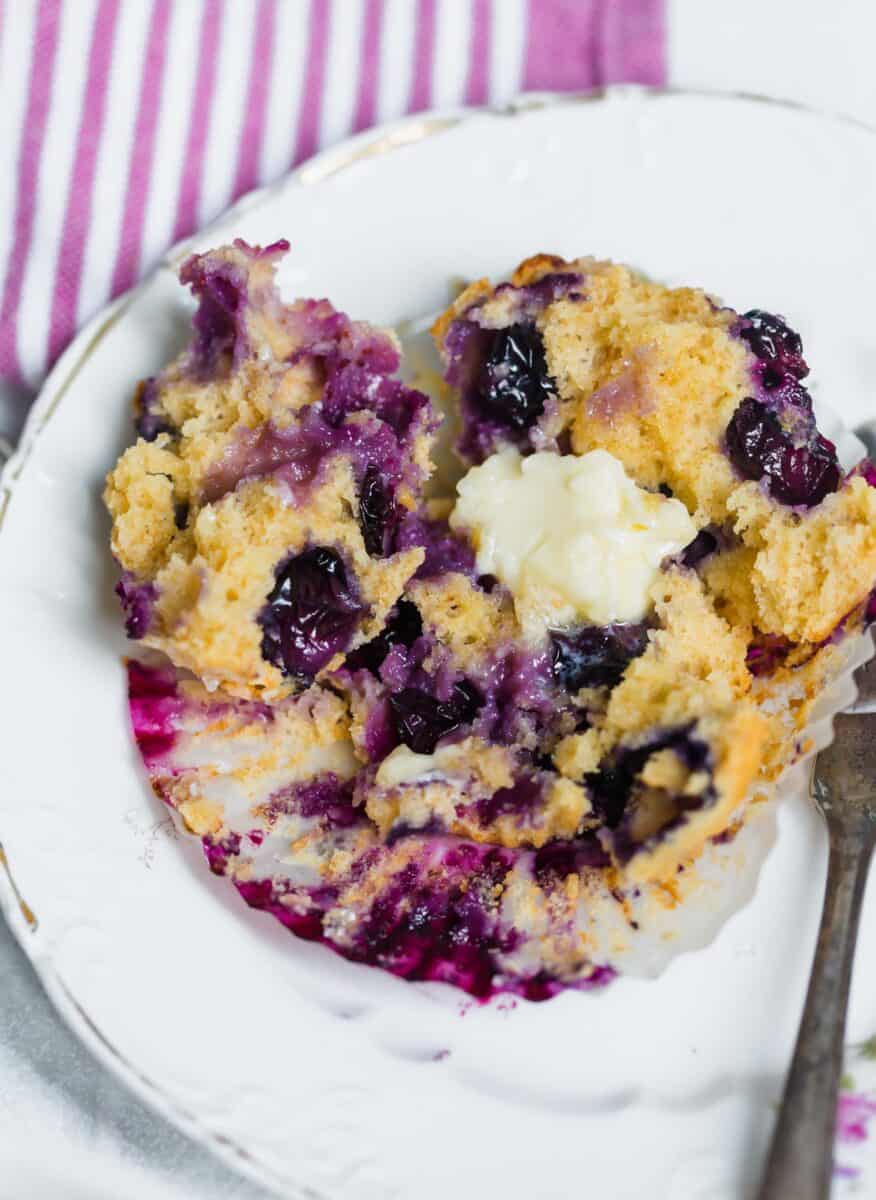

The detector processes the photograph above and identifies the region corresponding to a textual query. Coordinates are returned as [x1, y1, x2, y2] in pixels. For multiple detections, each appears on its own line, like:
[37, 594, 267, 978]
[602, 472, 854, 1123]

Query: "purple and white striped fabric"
[0, 0, 665, 433]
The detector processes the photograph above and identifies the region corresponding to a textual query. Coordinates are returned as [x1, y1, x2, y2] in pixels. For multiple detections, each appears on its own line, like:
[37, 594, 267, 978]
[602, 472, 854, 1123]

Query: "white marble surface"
[4, 2, 876, 1197]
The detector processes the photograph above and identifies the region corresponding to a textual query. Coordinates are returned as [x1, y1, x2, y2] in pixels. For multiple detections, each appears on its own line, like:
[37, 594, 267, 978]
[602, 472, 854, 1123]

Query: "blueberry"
[115, 574, 156, 639]
[293, 776, 360, 829]
[134, 378, 175, 442]
[725, 397, 840, 507]
[344, 599, 423, 675]
[358, 465, 399, 558]
[764, 375, 814, 413]
[680, 529, 718, 569]
[551, 624, 649, 692]
[394, 510, 477, 579]
[587, 726, 713, 830]
[475, 323, 555, 431]
[389, 680, 482, 755]
[587, 762, 631, 829]
[259, 547, 365, 680]
[738, 309, 807, 379]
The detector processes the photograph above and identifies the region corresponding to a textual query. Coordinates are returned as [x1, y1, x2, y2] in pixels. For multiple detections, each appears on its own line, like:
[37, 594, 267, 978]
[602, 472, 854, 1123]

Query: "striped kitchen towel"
[0, 0, 665, 434]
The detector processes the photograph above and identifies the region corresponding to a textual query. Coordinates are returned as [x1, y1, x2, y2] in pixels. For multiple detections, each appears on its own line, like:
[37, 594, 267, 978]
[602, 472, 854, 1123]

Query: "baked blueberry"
[389, 680, 482, 754]
[260, 547, 365, 680]
[725, 397, 840, 507]
[551, 624, 649, 692]
[475, 323, 555, 432]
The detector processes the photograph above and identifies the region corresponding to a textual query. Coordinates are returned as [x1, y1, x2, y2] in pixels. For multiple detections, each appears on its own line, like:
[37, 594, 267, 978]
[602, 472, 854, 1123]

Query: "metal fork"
[758, 418, 876, 1199]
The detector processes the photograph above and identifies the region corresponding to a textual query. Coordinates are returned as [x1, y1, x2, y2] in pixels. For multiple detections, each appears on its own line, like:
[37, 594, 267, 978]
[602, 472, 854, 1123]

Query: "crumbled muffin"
[106, 241, 436, 698]
[111, 244, 876, 1000]
[432, 253, 876, 882]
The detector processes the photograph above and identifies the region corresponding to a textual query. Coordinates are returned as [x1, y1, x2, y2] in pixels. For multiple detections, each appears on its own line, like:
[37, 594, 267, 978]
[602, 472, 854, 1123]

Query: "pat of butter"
[450, 448, 695, 635]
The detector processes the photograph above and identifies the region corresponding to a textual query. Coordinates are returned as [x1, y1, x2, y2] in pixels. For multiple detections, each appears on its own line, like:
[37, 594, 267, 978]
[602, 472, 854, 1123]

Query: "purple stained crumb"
[180, 255, 247, 376]
[321, 355, 432, 434]
[344, 841, 515, 997]
[383, 815, 447, 846]
[134, 377, 175, 442]
[180, 238, 289, 378]
[394, 509, 477, 580]
[476, 772, 544, 827]
[285, 296, 401, 377]
[115, 572, 157, 639]
[225, 838, 518, 996]
[259, 546, 366, 680]
[220, 826, 617, 1001]
[171, 239, 437, 541]
[201, 406, 413, 508]
[746, 634, 794, 677]
[472, 643, 556, 747]
[586, 352, 653, 424]
[234, 876, 327, 942]
[492, 270, 586, 316]
[265, 774, 363, 830]
[203, 832, 242, 874]
[346, 618, 560, 763]
[126, 658, 184, 767]
[192, 337, 434, 556]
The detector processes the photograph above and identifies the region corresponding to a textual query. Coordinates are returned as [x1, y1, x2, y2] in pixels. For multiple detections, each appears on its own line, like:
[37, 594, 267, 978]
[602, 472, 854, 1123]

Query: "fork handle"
[758, 823, 876, 1200]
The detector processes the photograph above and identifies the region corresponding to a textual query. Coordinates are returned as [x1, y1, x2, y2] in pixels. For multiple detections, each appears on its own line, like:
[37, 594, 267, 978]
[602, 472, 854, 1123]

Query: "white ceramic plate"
[4, 90, 876, 1199]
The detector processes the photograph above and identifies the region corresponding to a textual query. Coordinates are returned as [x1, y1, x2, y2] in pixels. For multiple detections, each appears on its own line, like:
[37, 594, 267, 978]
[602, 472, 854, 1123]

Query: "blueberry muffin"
[106, 241, 436, 699]
[433, 255, 876, 876]
[110, 244, 876, 999]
